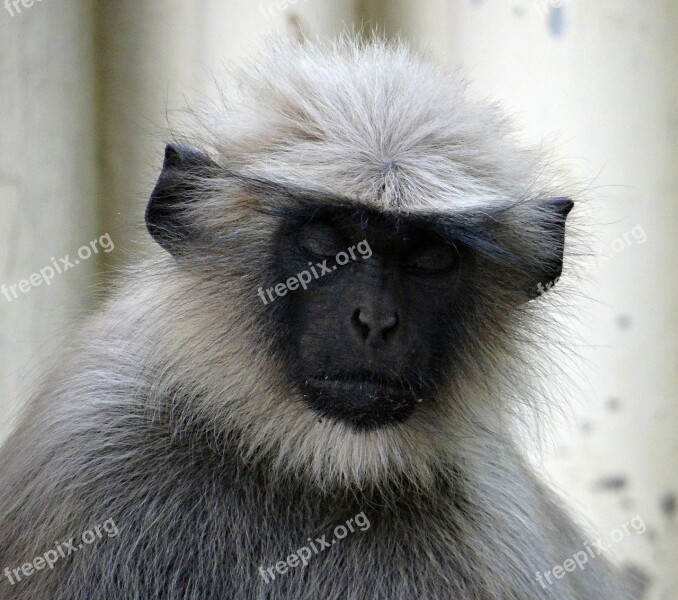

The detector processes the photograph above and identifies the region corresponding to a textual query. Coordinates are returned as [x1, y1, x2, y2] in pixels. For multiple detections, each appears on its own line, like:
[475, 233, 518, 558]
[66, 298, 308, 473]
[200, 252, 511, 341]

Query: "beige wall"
[0, 2, 99, 439]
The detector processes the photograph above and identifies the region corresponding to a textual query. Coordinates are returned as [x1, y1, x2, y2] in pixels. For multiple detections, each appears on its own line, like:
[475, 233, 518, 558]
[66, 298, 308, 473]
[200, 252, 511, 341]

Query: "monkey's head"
[142, 38, 573, 491]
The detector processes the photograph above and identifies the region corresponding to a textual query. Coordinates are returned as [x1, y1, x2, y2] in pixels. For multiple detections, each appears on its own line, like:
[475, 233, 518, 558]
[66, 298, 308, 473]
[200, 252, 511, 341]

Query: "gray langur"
[0, 37, 634, 599]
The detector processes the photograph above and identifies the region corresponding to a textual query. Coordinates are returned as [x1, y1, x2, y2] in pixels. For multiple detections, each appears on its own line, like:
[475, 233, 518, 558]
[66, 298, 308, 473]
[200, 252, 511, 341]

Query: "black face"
[270, 207, 474, 430]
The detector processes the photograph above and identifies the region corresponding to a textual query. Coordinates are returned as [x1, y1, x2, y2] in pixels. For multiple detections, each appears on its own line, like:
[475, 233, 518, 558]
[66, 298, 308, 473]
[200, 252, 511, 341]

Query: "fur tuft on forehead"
[196, 36, 550, 212]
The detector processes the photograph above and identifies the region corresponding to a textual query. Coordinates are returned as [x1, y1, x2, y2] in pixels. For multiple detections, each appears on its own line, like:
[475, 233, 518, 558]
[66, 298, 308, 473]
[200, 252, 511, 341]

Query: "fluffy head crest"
[200, 37, 548, 212]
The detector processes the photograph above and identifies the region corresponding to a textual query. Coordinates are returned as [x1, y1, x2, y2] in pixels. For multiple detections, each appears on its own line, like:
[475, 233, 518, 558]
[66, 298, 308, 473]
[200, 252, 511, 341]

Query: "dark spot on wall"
[605, 397, 622, 412]
[661, 492, 677, 517]
[593, 475, 627, 492]
[616, 314, 632, 329]
[579, 420, 594, 434]
[548, 5, 566, 38]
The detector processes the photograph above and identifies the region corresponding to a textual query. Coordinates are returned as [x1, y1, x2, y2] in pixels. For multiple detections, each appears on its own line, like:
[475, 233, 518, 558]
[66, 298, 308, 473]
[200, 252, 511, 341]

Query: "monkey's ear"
[146, 143, 218, 255]
[526, 196, 573, 299]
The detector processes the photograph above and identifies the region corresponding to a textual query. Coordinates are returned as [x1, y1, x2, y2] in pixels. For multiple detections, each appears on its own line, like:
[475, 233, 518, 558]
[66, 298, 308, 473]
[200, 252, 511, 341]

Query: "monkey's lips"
[301, 373, 418, 430]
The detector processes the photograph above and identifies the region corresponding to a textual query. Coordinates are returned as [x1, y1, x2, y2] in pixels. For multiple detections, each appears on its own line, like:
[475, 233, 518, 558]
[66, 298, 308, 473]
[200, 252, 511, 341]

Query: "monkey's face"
[142, 40, 575, 488]
[273, 207, 473, 430]
[145, 142, 572, 488]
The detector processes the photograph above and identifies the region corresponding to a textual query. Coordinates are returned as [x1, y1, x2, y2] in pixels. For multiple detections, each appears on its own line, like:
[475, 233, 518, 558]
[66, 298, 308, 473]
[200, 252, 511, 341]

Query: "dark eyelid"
[405, 242, 460, 272]
[296, 221, 346, 259]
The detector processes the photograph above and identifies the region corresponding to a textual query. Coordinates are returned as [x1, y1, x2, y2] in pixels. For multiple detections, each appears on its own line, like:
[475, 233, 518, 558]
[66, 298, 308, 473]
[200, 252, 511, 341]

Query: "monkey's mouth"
[301, 372, 419, 430]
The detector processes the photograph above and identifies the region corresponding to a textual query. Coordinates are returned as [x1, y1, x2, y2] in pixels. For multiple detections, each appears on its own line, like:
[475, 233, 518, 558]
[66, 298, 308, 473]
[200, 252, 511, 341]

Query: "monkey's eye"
[296, 222, 346, 259]
[404, 241, 460, 274]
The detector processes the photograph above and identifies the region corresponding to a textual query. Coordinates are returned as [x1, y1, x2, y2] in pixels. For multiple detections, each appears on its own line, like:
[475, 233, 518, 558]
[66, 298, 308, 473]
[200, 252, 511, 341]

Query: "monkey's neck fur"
[0, 257, 626, 600]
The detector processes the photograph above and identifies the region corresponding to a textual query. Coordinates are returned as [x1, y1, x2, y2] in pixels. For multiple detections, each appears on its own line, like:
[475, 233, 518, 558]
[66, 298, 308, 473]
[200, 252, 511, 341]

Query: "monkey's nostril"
[381, 313, 398, 341]
[352, 308, 371, 340]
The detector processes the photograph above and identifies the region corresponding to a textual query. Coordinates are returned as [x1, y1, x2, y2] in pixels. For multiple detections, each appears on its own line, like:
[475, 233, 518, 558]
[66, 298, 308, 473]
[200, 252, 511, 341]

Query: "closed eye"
[296, 221, 346, 259]
[404, 241, 461, 274]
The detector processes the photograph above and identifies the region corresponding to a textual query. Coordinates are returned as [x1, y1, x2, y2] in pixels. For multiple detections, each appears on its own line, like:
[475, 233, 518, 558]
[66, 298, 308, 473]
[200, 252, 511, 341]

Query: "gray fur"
[0, 37, 630, 599]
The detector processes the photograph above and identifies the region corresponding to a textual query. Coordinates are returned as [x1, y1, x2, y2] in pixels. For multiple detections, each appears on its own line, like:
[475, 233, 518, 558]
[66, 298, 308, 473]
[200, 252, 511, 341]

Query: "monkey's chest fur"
[20, 427, 593, 600]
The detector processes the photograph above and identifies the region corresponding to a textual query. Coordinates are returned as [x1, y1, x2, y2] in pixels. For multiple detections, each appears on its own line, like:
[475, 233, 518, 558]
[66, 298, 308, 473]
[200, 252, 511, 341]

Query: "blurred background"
[1, 1, 676, 597]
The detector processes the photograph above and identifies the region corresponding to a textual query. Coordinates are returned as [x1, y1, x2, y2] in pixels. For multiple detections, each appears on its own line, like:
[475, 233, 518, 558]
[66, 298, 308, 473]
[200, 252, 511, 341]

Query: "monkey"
[0, 37, 634, 599]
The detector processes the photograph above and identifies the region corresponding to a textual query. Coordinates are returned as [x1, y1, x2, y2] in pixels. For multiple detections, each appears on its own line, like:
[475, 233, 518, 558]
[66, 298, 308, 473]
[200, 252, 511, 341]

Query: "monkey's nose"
[351, 307, 399, 344]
